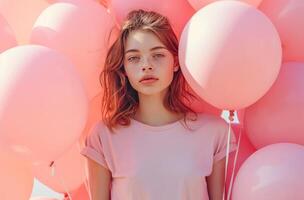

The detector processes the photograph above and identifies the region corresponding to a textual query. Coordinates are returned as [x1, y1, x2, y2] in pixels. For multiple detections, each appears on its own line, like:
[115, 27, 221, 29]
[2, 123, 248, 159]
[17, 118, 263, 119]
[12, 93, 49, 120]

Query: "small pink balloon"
[33, 143, 87, 193]
[108, 0, 195, 38]
[188, 0, 263, 10]
[0, 0, 49, 44]
[31, 0, 117, 100]
[0, 45, 88, 165]
[179, 1, 282, 110]
[232, 143, 304, 200]
[259, 0, 304, 62]
[0, 13, 17, 52]
[244, 62, 304, 149]
[0, 150, 34, 200]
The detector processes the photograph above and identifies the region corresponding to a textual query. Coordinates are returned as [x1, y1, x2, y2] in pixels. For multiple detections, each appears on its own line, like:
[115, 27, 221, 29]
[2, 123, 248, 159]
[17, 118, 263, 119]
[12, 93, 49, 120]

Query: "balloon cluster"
[0, 0, 303, 200]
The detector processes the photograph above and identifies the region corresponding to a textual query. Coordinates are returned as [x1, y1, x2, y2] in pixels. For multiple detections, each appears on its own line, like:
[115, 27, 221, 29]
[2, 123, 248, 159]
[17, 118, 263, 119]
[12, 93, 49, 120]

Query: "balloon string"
[222, 111, 232, 200]
[227, 124, 242, 200]
[49, 161, 73, 200]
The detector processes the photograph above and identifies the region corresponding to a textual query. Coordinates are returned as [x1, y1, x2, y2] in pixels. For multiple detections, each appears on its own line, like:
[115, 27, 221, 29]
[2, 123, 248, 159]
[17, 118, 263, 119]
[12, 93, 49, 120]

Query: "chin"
[137, 86, 169, 96]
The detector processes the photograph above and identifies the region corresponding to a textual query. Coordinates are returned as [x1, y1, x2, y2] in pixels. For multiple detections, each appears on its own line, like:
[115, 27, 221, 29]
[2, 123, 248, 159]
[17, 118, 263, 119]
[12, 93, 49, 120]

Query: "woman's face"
[123, 30, 178, 96]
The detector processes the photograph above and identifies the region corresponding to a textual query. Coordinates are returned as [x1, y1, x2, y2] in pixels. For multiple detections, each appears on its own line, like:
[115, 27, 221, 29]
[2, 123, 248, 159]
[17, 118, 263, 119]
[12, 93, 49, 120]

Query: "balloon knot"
[228, 110, 235, 122]
[49, 160, 55, 167]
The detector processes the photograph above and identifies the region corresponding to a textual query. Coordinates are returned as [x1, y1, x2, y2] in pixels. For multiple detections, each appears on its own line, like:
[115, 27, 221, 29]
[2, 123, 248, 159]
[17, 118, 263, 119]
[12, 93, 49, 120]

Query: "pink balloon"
[66, 183, 90, 200]
[236, 109, 245, 125]
[0, 150, 34, 200]
[47, 0, 108, 7]
[244, 62, 304, 149]
[0, 0, 49, 44]
[225, 124, 256, 194]
[179, 1, 282, 110]
[79, 92, 103, 149]
[31, 1, 117, 100]
[259, 0, 304, 62]
[33, 143, 87, 193]
[0, 14, 17, 52]
[0, 45, 88, 165]
[232, 143, 304, 200]
[30, 197, 59, 200]
[188, 0, 263, 10]
[184, 87, 222, 116]
[108, 0, 195, 38]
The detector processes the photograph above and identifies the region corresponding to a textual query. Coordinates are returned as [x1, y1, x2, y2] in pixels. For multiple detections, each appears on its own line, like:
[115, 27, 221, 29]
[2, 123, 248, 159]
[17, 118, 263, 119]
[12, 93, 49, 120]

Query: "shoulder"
[86, 120, 109, 139]
[90, 120, 129, 137]
[91, 120, 105, 134]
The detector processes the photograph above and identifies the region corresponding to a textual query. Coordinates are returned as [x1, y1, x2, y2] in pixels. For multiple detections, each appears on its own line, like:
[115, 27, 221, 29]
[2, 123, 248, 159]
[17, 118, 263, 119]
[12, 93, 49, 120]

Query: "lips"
[139, 75, 159, 82]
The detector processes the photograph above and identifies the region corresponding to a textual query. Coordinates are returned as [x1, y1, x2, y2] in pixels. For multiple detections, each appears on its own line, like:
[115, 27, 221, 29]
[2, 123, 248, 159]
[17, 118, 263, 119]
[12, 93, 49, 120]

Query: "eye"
[127, 56, 140, 62]
[153, 53, 165, 59]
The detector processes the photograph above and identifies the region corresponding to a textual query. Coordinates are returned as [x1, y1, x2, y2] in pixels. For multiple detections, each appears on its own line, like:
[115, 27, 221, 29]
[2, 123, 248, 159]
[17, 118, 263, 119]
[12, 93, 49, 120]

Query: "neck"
[134, 89, 183, 126]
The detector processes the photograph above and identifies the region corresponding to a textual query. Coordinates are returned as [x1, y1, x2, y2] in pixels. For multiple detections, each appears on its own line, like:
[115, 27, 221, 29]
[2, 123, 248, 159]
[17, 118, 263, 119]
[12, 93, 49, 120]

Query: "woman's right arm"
[86, 157, 112, 200]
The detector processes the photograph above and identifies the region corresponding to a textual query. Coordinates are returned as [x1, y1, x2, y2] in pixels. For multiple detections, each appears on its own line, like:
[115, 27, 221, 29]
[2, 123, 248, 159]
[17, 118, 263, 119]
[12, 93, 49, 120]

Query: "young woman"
[80, 9, 237, 200]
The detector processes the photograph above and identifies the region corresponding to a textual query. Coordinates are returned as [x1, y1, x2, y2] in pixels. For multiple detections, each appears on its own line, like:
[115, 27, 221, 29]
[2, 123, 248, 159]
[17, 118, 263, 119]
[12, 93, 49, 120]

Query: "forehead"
[125, 30, 165, 51]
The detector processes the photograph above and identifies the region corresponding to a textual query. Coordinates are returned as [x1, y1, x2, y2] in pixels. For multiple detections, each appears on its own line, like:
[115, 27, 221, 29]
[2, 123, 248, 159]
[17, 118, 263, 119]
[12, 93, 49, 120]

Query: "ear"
[173, 66, 179, 72]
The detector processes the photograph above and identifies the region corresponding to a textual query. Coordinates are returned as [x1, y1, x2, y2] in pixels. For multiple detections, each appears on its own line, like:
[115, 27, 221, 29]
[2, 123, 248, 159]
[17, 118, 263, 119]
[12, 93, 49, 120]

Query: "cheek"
[124, 64, 135, 78]
[163, 59, 175, 76]
[125, 67, 139, 86]
[159, 66, 175, 86]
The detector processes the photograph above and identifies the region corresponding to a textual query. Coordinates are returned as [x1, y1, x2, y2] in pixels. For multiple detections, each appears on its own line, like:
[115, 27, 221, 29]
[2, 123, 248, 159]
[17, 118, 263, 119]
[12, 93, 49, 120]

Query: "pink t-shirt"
[80, 113, 237, 200]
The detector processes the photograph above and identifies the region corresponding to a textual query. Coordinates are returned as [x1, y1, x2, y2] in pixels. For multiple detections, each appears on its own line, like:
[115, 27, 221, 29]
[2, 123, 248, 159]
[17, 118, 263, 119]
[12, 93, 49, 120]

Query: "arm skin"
[85, 157, 112, 200]
[206, 158, 226, 200]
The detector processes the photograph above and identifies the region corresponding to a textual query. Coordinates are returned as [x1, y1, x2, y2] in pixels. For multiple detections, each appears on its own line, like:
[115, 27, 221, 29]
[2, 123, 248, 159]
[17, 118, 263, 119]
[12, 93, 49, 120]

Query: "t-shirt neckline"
[130, 117, 183, 132]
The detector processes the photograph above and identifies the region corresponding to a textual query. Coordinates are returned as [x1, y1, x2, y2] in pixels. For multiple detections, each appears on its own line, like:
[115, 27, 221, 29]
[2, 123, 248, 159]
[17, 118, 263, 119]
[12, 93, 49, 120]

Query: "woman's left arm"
[206, 158, 226, 200]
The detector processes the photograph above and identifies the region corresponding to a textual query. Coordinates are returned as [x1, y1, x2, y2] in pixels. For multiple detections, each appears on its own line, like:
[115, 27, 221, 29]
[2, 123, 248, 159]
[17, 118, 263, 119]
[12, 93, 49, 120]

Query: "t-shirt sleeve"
[80, 122, 109, 169]
[213, 119, 238, 163]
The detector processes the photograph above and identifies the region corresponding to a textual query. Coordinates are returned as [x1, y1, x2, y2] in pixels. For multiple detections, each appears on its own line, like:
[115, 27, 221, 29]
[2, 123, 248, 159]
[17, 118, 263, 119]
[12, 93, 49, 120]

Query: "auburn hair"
[100, 9, 197, 133]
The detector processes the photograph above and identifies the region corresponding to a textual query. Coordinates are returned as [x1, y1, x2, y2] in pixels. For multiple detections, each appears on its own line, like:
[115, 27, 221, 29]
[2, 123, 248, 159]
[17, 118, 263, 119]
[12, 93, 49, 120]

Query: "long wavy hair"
[100, 9, 197, 133]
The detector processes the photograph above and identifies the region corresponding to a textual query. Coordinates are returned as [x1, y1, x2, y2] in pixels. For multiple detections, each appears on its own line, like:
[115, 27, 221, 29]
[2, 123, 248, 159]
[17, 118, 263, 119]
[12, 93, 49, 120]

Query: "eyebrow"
[125, 46, 167, 54]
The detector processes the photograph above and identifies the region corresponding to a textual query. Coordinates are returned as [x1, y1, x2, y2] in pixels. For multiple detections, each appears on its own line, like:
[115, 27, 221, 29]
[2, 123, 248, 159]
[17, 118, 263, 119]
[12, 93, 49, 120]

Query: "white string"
[227, 125, 242, 200]
[222, 121, 232, 200]
[50, 161, 73, 200]
[222, 110, 243, 200]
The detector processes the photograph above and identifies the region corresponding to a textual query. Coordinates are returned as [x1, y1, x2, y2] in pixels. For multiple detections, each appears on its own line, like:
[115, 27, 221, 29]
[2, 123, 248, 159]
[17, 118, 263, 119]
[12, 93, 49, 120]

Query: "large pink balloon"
[179, 1, 282, 110]
[0, 150, 34, 200]
[259, 0, 304, 62]
[232, 143, 304, 200]
[188, 0, 263, 10]
[0, 45, 88, 165]
[79, 92, 103, 149]
[0, 14, 17, 52]
[0, 0, 49, 44]
[108, 0, 195, 38]
[30, 197, 59, 200]
[182, 87, 222, 116]
[244, 62, 304, 149]
[33, 143, 87, 193]
[31, 0, 116, 100]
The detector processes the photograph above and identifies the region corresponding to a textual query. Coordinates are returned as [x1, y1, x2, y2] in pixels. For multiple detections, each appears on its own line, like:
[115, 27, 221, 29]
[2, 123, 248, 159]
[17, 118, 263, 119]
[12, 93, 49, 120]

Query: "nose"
[141, 57, 153, 71]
